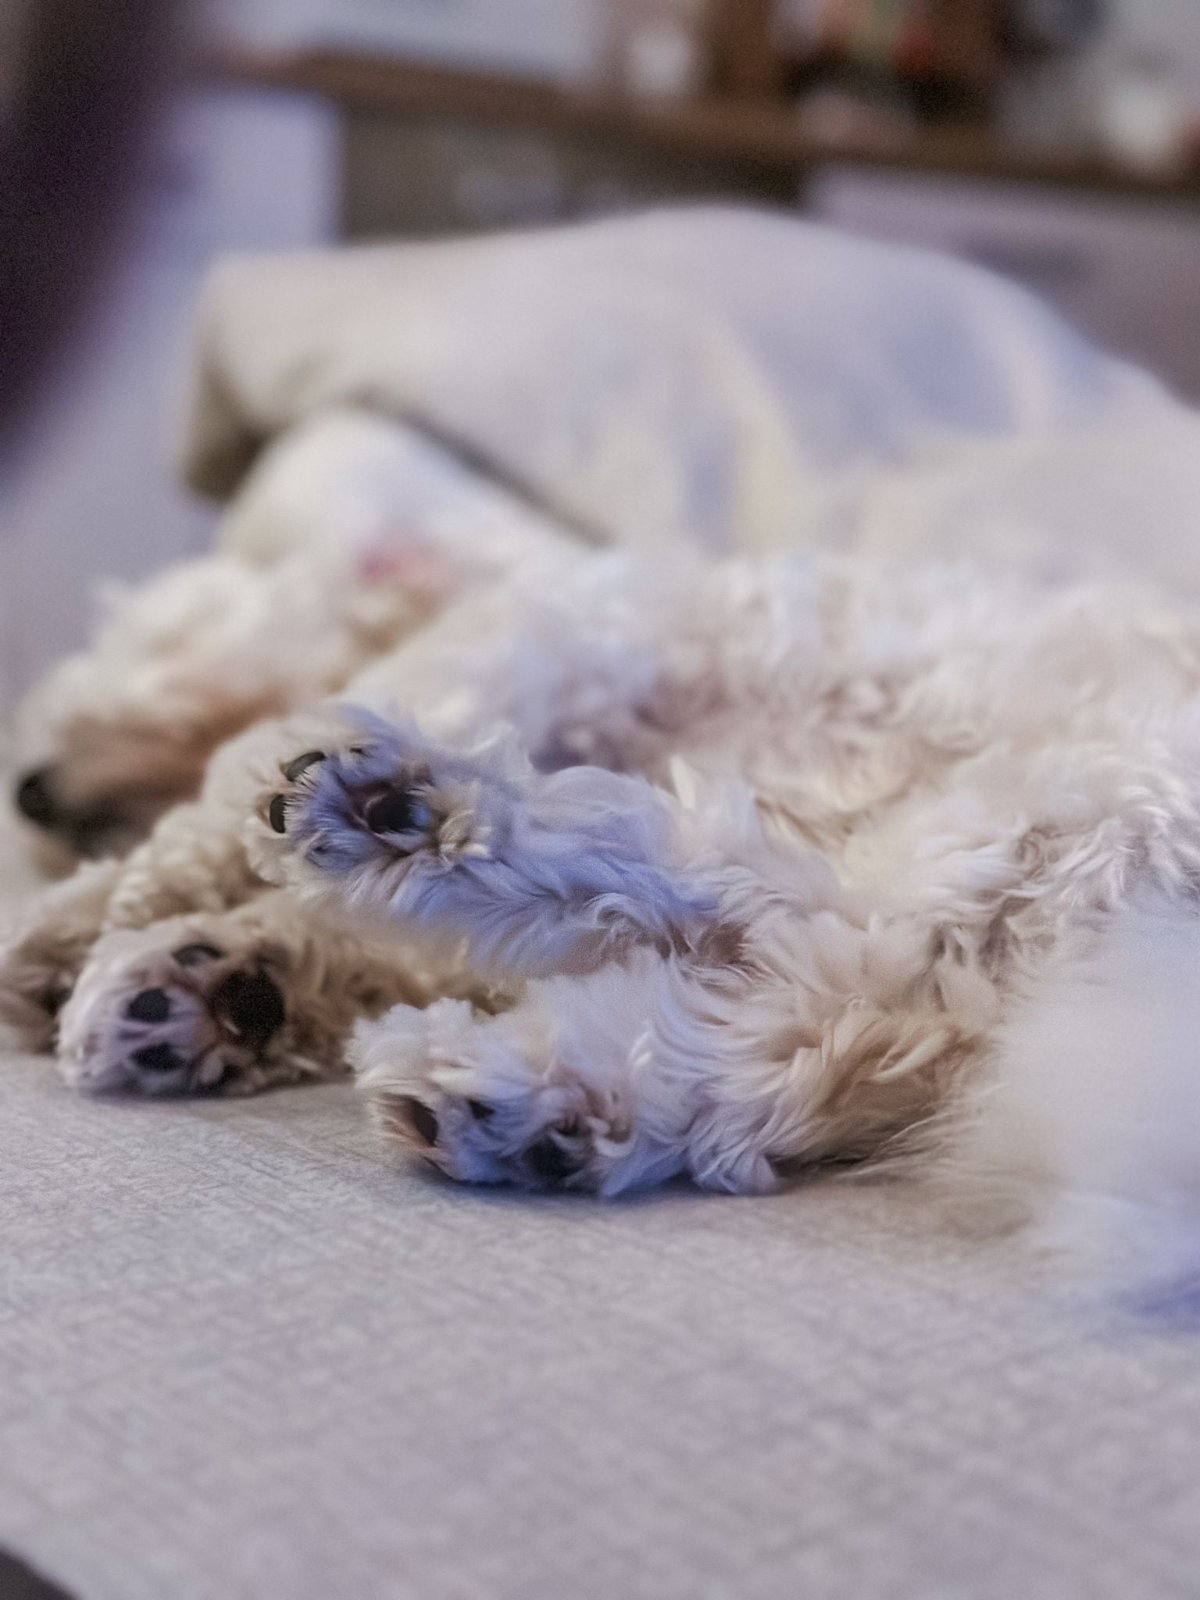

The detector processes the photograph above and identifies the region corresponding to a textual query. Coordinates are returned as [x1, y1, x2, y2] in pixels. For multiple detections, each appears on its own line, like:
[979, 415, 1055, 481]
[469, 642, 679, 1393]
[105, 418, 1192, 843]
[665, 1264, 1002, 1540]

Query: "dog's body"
[260, 551, 1200, 1233]
[9, 530, 1200, 1257]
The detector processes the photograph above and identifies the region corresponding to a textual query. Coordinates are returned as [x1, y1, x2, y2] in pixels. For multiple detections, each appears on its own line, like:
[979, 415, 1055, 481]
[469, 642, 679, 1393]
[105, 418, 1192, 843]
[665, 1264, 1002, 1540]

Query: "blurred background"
[3, 0, 1200, 707]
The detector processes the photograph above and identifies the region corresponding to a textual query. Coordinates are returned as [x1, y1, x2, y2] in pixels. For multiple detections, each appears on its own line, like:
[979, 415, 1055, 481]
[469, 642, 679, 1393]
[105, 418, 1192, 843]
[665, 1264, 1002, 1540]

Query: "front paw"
[251, 712, 504, 891]
[353, 998, 611, 1190]
[268, 746, 439, 860]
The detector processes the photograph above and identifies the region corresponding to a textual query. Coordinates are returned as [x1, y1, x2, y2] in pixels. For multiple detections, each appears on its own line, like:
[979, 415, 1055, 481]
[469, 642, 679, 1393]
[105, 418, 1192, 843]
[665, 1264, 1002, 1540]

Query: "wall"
[1107, 0, 1200, 103]
[0, 86, 339, 709]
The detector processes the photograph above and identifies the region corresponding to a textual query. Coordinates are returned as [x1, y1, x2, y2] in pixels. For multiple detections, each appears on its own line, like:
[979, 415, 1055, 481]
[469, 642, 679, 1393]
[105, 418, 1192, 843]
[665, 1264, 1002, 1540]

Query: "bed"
[5, 207, 1200, 1600]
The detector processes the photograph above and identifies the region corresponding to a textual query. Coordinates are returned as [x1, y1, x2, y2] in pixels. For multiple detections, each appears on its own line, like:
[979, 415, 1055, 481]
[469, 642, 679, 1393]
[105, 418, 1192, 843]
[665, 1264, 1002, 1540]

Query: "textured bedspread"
[5, 1044, 1200, 1600]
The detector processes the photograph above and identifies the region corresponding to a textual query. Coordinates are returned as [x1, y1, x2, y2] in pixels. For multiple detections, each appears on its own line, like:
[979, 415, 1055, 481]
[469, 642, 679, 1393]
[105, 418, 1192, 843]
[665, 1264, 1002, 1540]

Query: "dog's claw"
[268, 795, 288, 834]
[283, 750, 326, 782]
[172, 943, 224, 966]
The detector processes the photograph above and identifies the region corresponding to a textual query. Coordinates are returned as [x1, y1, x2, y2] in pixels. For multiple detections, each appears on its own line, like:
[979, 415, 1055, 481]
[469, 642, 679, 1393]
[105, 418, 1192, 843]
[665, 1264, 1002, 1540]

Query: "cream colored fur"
[9, 538, 1200, 1269]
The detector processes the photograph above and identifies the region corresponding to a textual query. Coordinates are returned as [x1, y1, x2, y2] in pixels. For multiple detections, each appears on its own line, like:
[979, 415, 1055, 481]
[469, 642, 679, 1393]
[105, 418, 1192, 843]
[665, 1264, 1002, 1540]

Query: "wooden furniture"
[217, 46, 1200, 240]
[708, 0, 781, 97]
[210, 37, 1200, 398]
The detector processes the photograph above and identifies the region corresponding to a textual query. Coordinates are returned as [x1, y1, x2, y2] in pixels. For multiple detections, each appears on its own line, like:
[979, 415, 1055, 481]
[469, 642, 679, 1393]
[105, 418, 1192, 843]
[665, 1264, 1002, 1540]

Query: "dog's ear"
[355, 531, 463, 610]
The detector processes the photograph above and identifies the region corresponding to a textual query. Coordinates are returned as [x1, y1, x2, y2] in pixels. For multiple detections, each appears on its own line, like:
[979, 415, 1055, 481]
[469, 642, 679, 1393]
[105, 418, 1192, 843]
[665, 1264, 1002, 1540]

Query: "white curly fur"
[12, 512, 1200, 1263]
[230, 552, 1200, 1225]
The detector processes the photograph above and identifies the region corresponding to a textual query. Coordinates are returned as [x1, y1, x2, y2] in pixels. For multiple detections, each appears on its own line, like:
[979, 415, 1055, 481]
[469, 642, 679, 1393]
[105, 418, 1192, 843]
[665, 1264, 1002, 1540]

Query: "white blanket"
[180, 206, 1182, 563]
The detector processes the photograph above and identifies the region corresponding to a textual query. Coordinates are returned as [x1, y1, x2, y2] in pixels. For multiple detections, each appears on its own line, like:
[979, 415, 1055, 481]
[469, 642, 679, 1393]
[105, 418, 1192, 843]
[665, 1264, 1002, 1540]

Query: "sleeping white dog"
[9, 206, 1200, 1262]
[8, 531, 1200, 1268]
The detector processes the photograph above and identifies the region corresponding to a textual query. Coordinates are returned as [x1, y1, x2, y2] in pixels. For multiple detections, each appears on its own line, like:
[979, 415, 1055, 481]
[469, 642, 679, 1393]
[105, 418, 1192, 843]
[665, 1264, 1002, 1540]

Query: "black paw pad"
[363, 789, 424, 836]
[131, 1042, 185, 1074]
[172, 943, 224, 967]
[268, 795, 288, 834]
[524, 1134, 579, 1186]
[283, 750, 326, 782]
[212, 969, 286, 1047]
[126, 988, 171, 1023]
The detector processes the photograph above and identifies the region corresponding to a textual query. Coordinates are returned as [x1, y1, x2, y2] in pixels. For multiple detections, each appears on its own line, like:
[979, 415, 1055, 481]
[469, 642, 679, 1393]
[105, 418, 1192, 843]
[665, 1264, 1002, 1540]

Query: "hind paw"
[57, 919, 298, 1096]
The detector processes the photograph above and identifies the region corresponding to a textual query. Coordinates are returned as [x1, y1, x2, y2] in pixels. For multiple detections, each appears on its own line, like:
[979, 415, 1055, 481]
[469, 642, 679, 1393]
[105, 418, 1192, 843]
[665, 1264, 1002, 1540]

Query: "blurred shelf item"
[214, 45, 1200, 208]
[594, 0, 713, 98]
[206, 0, 598, 83]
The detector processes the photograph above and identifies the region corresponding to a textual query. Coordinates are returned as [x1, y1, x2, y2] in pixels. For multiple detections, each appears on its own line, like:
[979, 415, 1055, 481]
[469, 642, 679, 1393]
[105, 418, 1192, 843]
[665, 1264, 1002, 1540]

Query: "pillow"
[179, 206, 1176, 556]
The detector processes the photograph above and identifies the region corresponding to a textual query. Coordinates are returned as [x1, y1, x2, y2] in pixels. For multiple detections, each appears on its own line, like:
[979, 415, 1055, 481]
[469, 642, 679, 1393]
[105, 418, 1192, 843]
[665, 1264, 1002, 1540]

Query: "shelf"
[213, 46, 1200, 207]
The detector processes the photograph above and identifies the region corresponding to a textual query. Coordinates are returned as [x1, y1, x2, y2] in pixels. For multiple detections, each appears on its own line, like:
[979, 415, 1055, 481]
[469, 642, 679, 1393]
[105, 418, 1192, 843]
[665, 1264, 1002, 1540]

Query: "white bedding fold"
[179, 206, 1178, 558]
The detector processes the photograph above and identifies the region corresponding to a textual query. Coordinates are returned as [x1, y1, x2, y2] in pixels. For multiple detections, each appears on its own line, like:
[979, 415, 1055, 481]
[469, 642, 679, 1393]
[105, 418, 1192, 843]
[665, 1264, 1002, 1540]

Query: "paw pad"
[131, 1042, 186, 1074]
[400, 1097, 439, 1147]
[283, 750, 326, 782]
[125, 987, 171, 1023]
[211, 969, 286, 1047]
[363, 788, 430, 836]
[524, 1134, 579, 1185]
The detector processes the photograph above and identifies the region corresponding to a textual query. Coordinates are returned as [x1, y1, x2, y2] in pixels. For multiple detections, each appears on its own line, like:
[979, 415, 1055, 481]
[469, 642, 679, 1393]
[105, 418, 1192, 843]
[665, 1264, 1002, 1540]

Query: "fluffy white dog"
[10, 534, 1200, 1262]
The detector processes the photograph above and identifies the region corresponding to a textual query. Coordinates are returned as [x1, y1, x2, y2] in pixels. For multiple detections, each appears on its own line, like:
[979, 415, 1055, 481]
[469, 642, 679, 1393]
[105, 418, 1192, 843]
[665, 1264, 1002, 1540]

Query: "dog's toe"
[282, 750, 326, 782]
[125, 987, 171, 1023]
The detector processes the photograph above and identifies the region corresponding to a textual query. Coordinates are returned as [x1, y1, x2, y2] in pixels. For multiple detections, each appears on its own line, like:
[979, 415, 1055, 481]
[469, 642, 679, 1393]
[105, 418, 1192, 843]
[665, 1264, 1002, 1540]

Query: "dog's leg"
[0, 770, 271, 1053]
[45, 716, 510, 1093]
[354, 913, 967, 1196]
[54, 889, 463, 1097]
[9, 545, 702, 1044]
[255, 712, 720, 979]
[260, 716, 971, 1190]
[0, 860, 123, 1049]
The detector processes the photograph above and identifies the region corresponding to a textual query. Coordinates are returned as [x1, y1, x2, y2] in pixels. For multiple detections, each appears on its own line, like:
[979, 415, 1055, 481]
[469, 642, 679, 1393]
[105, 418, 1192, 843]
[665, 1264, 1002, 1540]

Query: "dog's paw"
[57, 919, 301, 1096]
[267, 745, 440, 861]
[250, 714, 509, 891]
[0, 861, 118, 1051]
[348, 987, 676, 1194]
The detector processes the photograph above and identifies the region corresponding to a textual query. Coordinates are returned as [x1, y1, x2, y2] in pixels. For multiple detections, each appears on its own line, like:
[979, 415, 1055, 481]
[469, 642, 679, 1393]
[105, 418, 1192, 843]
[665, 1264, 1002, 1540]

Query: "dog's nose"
[14, 767, 60, 829]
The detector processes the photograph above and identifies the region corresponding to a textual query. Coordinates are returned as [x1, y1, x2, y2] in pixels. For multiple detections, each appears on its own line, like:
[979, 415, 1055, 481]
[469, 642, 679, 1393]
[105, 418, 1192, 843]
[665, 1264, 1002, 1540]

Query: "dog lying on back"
[7, 531, 1200, 1270]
